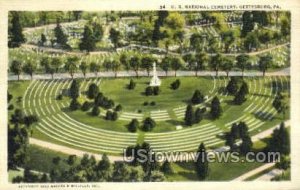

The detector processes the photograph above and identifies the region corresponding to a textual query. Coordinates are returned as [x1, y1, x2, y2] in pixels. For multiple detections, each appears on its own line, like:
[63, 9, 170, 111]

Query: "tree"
[92, 22, 104, 42]
[221, 30, 236, 53]
[128, 119, 139, 132]
[272, 92, 289, 119]
[226, 77, 239, 95]
[79, 61, 88, 78]
[87, 83, 99, 99]
[79, 25, 96, 52]
[210, 53, 223, 76]
[241, 11, 254, 37]
[191, 90, 204, 105]
[244, 32, 260, 52]
[119, 53, 130, 71]
[51, 57, 63, 73]
[112, 59, 121, 78]
[141, 56, 155, 76]
[128, 79, 136, 90]
[8, 124, 29, 169]
[91, 106, 100, 116]
[115, 104, 122, 112]
[130, 56, 141, 78]
[40, 33, 47, 46]
[259, 55, 273, 76]
[236, 54, 250, 77]
[184, 104, 194, 126]
[67, 155, 77, 166]
[195, 143, 209, 180]
[281, 18, 291, 37]
[267, 122, 290, 155]
[183, 53, 195, 71]
[210, 96, 222, 119]
[171, 57, 183, 77]
[10, 109, 25, 124]
[142, 117, 156, 131]
[23, 62, 36, 80]
[54, 20, 68, 48]
[23, 115, 38, 129]
[69, 98, 80, 110]
[240, 135, 253, 155]
[9, 12, 25, 48]
[222, 57, 234, 77]
[170, 79, 180, 90]
[149, 170, 165, 182]
[190, 33, 205, 52]
[112, 162, 130, 182]
[145, 86, 153, 96]
[153, 86, 160, 96]
[160, 160, 173, 174]
[10, 60, 22, 80]
[194, 108, 203, 124]
[69, 80, 80, 99]
[65, 56, 79, 79]
[194, 52, 208, 76]
[90, 62, 100, 77]
[109, 28, 122, 49]
[160, 56, 171, 76]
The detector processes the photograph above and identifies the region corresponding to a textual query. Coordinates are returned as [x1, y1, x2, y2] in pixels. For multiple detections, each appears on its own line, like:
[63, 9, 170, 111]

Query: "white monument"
[150, 62, 161, 86]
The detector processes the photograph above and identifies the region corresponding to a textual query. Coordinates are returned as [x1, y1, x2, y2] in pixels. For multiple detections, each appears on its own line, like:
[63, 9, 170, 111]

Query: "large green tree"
[195, 143, 209, 180]
[64, 56, 79, 79]
[9, 12, 26, 48]
[210, 96, 222, 119]
[259, 55, 273, 76]
[10, 60, 23, 80]
[79, 25, 96, 52]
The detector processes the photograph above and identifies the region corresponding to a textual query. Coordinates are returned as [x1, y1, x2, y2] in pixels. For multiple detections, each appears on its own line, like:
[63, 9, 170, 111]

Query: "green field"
[8, 75, 290, 155]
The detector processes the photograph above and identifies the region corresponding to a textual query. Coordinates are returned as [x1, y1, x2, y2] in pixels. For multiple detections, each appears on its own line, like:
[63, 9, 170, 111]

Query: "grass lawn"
[100, 76, 213, 112]
[166, 158, 264, 181]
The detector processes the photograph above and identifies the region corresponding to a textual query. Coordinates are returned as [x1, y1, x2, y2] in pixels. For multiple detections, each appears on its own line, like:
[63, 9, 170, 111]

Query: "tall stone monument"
[150, 62, 161, 86]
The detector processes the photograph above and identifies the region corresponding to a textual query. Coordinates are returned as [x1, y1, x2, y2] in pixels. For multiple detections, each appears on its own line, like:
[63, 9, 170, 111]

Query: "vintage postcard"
[0, 0, 300, 189]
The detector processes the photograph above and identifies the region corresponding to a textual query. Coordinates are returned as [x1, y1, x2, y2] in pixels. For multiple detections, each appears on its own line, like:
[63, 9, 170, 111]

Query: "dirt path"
[232, 163, 275, 181]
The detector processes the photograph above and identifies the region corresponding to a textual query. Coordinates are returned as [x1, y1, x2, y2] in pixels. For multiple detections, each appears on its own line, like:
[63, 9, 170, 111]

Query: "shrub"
[91, 106, 100, 116]
[170, 79, 180, 90]
[128, 119, 139, 132]
[69, 98, 81, 111]
[138, 109, 142, 113]
[112, 111, 118, 121]
[56, 94, 63, 100]
[81, 101, 92, 111]
[145, 86, 153, 96]
[115, 104, 123, 112]
[153, 86, 160, 95]
[142, 117, 156, 131]
[8, 104, 14, 110]
[128, 79, 136, 90]
[87, 83, 99, 99]
[105, 110, 113, 120]
[150, 101, 156, 106]
[191, 90, 204, 104]
[143, 101, 149, 106]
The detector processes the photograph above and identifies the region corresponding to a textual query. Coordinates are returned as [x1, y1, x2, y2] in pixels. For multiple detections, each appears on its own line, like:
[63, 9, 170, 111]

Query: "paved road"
[29, 120, 289, 162]
[232, 163, 275, 181]
[8, 68, 290, 81]
[255, 168, 283, 181]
